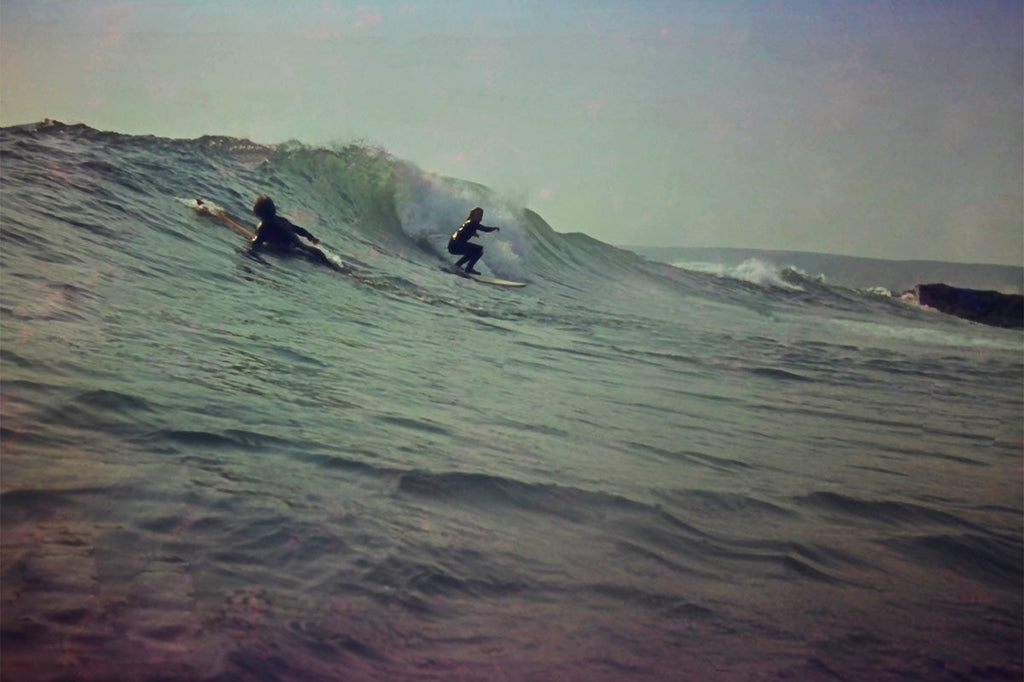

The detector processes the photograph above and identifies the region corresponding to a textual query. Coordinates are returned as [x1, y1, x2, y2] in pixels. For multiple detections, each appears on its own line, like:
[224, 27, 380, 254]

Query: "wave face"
[2, 121, 1022, 681]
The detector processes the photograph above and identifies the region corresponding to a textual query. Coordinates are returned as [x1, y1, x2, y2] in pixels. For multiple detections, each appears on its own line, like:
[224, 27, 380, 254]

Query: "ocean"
[1, 121, 1021, 682]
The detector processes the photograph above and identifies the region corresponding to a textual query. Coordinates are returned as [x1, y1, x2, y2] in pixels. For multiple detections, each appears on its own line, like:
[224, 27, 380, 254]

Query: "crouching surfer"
[250, 195, 339, 270]
[448, 206, 500, 275]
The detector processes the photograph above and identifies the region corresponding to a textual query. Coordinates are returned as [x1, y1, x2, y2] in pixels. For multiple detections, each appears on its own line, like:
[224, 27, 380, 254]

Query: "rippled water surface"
[2, 123, 1021, 681]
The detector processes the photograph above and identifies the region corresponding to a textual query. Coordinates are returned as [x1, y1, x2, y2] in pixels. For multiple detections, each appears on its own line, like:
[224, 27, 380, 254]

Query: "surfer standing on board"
[448, 207, 500, 275]
[250, 195, 337, 269]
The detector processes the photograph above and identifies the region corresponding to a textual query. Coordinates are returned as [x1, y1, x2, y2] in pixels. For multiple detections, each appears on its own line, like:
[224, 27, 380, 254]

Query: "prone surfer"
[448, 207, 500, 275]
[250, 195, 339, 270]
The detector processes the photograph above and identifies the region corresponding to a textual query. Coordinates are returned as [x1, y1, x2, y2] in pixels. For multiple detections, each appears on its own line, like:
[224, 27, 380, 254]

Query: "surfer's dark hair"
[468, 206, 484, 219]
[253, 195, 277, 220]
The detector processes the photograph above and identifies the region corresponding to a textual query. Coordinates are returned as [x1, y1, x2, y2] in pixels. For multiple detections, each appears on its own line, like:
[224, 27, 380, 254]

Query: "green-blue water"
[2, 121, 1021, 681]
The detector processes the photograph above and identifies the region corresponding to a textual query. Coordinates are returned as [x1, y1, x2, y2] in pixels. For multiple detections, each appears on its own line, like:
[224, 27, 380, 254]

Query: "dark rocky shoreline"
[908, 283, 1023, 329]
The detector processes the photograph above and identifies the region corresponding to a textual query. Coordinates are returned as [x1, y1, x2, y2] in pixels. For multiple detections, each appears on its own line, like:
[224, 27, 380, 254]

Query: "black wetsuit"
[448, 219, 498, 272]
[251, 215, 338, 270]
[252, 215, 315, 251]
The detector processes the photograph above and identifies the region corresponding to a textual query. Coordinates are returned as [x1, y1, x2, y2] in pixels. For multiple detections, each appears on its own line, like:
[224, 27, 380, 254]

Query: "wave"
[884, 532, 1023, 591]
[4, 120, 1022, 682]
[393, 469, 869, 586]
[673, 258, 812, 291]
[395, 469, 654, 522]
[2, 120, 1001, 335]
[796, 491, 980, 529]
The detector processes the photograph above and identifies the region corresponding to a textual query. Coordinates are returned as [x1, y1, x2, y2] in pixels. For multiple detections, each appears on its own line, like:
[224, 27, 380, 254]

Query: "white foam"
[392, 162, 527, 278]
[674, 258, 804, 291]
[827, 316, 1021, 350]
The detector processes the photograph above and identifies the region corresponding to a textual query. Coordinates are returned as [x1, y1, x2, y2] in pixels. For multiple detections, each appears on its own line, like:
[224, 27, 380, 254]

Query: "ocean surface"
[2, 121, 1021, 682]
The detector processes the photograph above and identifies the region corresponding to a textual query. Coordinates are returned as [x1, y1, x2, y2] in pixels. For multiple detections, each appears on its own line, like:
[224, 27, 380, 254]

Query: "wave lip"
[673, 258, 809, 291]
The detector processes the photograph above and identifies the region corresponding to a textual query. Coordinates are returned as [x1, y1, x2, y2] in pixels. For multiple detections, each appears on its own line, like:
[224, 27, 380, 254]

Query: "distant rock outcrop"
[911, 283, 1023, 329]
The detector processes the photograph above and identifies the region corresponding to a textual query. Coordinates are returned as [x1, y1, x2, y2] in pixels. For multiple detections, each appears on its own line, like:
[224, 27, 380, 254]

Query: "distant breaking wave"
[672, 259, 816, 291]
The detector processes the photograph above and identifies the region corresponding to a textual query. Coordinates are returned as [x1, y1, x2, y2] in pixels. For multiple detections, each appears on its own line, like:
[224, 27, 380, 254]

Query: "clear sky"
[2, 0, 1021, 265]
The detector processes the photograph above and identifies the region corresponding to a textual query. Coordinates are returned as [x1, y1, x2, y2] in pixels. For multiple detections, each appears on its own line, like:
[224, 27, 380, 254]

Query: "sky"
[1, 0, 1021, 266]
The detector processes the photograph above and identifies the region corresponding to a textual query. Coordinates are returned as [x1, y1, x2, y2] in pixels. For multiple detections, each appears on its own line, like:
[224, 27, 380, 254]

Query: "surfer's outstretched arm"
[281, 219, 341, 269]
[290, 223, 321, 245]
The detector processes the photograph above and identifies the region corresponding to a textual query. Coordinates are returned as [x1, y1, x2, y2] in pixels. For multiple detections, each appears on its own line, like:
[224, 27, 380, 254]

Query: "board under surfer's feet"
[466, 268, 481, 275]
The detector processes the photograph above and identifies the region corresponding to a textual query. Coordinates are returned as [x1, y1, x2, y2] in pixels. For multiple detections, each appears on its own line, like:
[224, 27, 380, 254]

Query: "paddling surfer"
[448, 206, 500, 275]
[250, 195, 338, 270]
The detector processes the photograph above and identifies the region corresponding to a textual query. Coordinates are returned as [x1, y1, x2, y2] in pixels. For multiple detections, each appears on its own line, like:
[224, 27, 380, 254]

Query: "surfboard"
[177, 197, 254, 239]
[439, 265, 526, 287]
[471, 274, 526, 287]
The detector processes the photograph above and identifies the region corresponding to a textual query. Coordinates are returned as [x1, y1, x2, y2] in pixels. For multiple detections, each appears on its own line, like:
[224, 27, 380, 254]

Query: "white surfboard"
[440, 265, 526, 287]
[469, 273, 526, 287]
[176, 196, 253, 238]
